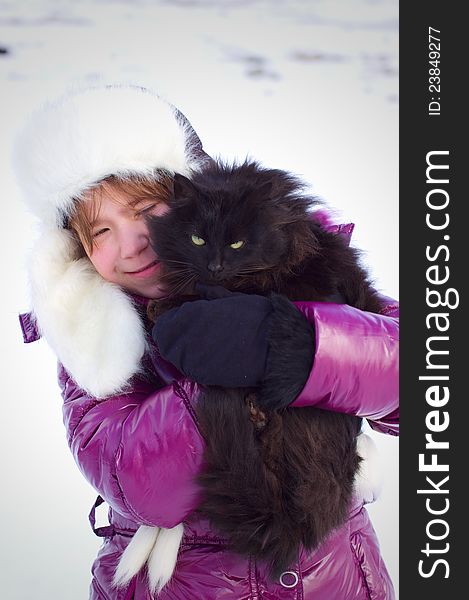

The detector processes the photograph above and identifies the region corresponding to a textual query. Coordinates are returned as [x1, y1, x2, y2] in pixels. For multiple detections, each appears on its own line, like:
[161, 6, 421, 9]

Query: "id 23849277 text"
[428, 27, 441, 116]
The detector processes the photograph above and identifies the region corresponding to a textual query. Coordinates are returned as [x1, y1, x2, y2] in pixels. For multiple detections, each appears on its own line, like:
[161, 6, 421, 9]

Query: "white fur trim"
[13, 85, 205, 227]
[146, 524, 184, 594]
[113, 524, 183, 594]
[354, 433, 383, 504]
[113, 525, 161, 589]
[28, 228, 146, 398]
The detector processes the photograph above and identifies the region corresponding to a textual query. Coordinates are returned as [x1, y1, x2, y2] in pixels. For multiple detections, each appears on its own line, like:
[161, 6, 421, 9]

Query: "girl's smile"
[125, 259, 161, 279]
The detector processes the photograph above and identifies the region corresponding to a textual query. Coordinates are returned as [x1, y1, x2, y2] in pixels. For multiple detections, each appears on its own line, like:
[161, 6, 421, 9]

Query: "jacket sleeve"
[291, 295, 399, 436]
[60, 367, 206, 529]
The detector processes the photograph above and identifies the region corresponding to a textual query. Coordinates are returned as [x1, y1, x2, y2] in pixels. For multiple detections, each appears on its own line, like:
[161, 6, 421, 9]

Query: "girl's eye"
[230, 240, 245, 249]
[92, 228, 109, 238]
[191, 234, 206, 246]
[136, 203, 157, 216]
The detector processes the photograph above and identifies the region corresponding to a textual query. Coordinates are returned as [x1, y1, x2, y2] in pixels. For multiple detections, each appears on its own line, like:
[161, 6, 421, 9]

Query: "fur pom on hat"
[15, 85, 210, 398]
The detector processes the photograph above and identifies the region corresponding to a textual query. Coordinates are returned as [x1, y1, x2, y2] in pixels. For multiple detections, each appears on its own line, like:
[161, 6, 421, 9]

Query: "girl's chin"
[118, 276, 166, 299]
[134, 282, 169, 300]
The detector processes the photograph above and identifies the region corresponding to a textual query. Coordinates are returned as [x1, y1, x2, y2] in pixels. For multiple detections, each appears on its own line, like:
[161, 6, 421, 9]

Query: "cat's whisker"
[160, 267, 194, 283]
[163, 258, 195, 268]
[234, 265, 272, 275]
[164, 272, 192, 289]
[167, 273, 197, 298]
[162, 269, 193, 280]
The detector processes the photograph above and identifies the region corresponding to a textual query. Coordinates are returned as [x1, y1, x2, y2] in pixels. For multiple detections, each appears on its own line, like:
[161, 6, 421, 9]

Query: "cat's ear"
[172, 173, 198, 204]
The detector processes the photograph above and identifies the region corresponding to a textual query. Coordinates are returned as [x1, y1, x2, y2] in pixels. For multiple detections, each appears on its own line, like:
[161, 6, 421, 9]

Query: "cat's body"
[147, 160, 382, 576]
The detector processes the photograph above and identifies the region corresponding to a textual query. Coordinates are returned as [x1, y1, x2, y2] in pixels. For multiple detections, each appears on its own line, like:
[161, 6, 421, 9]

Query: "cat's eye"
[191, 234, 206, 246]
[230, 241, 245, 249]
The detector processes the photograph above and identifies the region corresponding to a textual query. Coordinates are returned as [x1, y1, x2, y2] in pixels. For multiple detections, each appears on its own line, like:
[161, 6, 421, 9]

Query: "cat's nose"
[208, 261, 224, 273]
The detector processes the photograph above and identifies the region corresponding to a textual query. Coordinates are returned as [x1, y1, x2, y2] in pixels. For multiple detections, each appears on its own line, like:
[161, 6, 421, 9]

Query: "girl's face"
[84, 185, 169, 298]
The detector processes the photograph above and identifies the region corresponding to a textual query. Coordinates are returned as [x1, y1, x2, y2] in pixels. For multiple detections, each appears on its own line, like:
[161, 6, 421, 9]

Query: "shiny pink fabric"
[89, 506, 395, 599]
[58, 295, 398, 599]
[292, 300, 399, 436]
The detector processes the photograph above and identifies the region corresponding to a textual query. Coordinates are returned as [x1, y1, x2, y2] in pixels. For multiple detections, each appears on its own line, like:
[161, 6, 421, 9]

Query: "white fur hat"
[13, 84, 209, 228]
[15, 85, 210, 398]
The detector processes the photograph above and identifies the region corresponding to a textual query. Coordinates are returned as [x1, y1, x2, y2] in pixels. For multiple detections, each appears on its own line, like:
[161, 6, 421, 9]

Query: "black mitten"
[152, 284, 272, 388]
[257, 293, 315, 411]
[152, 284, 315, 406]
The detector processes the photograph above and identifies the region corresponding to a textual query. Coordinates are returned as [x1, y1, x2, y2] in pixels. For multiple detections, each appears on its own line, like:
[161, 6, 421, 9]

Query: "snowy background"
[0, 0, 398, 598]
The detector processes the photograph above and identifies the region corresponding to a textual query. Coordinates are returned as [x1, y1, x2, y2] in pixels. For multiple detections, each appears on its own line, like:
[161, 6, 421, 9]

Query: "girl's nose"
[119, 224, 150, 259]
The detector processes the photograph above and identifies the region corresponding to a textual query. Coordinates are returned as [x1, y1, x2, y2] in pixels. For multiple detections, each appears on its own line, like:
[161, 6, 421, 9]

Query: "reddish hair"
[69, 173, 173, 254]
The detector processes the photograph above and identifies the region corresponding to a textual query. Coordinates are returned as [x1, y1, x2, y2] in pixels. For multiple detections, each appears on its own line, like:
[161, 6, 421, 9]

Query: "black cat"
[147, 159, 382, 577]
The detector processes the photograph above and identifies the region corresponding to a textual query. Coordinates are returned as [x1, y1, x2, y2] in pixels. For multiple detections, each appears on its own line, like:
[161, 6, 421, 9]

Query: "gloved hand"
[152, 284, 315, 410]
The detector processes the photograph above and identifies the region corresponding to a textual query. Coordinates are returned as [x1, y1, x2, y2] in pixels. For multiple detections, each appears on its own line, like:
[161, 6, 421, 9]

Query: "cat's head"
[147, 160, 319, 294]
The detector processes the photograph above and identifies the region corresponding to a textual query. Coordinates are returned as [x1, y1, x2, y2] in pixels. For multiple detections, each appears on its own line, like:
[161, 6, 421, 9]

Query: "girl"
[15, 85, 398, 599]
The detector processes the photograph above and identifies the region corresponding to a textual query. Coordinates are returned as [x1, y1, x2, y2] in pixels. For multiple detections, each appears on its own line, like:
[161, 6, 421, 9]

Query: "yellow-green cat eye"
[230, 241, 245, 249]
[191, 234, 206, 246]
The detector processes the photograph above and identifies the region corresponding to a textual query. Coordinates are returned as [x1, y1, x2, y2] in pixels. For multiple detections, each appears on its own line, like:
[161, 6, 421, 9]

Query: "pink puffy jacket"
[36, 288, 398, 600]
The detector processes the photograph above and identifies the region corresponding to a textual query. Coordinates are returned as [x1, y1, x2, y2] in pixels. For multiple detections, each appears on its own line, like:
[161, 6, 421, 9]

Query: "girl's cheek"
[89, 243, 116, 278]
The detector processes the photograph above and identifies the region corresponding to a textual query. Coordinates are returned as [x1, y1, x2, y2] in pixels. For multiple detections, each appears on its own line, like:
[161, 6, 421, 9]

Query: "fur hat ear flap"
[28, 229, 147, 398]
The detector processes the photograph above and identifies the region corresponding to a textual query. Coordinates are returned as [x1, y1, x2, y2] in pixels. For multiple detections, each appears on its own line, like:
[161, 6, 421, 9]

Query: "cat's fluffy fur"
[147, 160, 383, 576]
